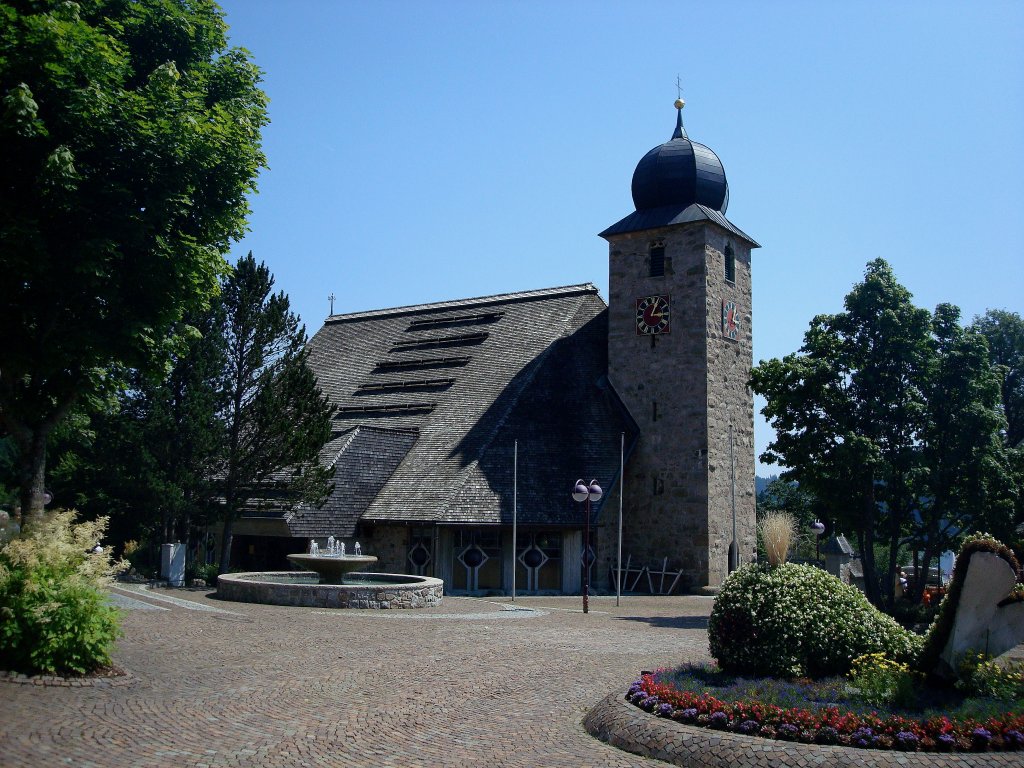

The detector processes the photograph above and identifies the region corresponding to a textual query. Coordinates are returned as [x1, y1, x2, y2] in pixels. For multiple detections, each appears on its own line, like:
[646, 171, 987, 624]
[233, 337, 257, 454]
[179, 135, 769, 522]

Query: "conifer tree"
[215, 254, 335, 572]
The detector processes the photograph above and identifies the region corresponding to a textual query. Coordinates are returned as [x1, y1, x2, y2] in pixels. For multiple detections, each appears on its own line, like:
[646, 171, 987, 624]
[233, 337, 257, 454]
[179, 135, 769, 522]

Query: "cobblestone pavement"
[3, 588, 715, 767]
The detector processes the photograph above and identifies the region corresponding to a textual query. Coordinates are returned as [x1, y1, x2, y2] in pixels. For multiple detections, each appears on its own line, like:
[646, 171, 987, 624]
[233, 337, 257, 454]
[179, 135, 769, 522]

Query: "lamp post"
[810, 520, 826, 563]
[573, 479, 602, 613]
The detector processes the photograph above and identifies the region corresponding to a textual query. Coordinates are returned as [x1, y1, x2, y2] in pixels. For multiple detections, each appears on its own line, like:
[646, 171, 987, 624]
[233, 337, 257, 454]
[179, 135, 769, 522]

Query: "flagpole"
[617, 431, 624, 607]
[512, 440, 517, 603]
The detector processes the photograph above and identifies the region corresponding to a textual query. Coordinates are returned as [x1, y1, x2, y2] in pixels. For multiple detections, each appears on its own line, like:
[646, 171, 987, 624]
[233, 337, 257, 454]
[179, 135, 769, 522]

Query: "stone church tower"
[600, 100, 759, 590]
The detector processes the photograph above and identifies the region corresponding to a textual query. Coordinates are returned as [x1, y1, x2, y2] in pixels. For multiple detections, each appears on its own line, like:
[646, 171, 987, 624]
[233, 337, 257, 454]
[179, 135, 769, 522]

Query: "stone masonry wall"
[360, 525, 409, 574]
[702, 229, 757, 588]
[605, 221, 755, 589]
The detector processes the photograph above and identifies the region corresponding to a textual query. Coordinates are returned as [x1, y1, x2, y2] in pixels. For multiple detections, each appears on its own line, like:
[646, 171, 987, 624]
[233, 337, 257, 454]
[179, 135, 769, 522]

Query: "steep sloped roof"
[286, 426, 417, 537]
[301, 284, 636, 533]
[600, 202, 759, 246]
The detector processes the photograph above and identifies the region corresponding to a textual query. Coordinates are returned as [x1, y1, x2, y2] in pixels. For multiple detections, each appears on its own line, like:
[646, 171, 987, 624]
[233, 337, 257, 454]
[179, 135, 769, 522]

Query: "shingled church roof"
[291, 284, 637, 537]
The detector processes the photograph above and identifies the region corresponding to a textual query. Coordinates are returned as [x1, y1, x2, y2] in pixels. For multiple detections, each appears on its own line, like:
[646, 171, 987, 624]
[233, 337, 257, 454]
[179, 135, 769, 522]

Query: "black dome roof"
[630, 105, 729, 214]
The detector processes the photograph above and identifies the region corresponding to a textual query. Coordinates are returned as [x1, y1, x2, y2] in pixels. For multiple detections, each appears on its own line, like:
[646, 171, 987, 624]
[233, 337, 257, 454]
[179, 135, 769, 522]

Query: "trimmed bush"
[0, 510, 124, 675]
[709, 562, 921, 678]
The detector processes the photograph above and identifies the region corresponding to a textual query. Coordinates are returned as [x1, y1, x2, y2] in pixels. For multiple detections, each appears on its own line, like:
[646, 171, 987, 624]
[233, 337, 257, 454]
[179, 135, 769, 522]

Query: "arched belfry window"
[724, 243, 736, 283]
[649, 242, 665, 277]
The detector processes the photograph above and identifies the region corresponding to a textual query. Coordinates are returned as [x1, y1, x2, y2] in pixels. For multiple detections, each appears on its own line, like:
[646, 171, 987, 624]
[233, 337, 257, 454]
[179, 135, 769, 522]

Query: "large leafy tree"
[970, 309, 1024, 449]
[216, 254, 335, 572]
[751, 260, 1012, 607]
[968, 309, 1024, 542]
[751, 259, 931, 606]
[0, 0, 268, 521]
[909, 304, 1016, 599]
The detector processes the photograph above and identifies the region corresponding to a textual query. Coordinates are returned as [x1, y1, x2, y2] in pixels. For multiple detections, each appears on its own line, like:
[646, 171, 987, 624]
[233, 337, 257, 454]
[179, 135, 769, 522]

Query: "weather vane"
[328, 292, 335, 315]
[675, 75, 685, 109]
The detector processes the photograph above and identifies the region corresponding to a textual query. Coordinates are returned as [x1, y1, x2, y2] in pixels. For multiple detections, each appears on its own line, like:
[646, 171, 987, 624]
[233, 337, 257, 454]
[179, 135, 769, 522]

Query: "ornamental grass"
[758, 512, 794, 568]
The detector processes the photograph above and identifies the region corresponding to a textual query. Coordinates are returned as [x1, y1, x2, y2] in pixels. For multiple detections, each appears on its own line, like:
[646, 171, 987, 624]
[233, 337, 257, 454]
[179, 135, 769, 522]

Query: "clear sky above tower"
[216, 0, 1024, 476]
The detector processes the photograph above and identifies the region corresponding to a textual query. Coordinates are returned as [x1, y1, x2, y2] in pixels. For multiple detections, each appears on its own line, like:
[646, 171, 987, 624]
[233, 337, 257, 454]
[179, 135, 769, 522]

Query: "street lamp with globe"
[810, 520, 826, 563]
[572, 479, 602, 613]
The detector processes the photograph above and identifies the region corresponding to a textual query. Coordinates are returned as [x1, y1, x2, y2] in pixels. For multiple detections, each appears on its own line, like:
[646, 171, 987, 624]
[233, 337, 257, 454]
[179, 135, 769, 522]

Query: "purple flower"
[657, 703, 673, 717]
[972, 727, 992, 750]
[895, 731, 919, 751]
[1004, 730, 1024, 750]
[678, 708, 698, 722]
[708, 711, 729, 729]
[737, 720, 760, 735]
[937, 733, 956, 751]
[639, 695, 659, 712]
[850, 727, 876, 748]
[776, 724, 799, 741]
[629, 691, 646, 705]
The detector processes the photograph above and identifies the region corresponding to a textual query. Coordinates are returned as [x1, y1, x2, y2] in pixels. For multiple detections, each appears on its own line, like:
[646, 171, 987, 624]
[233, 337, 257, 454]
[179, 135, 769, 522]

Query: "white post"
[512, 440, 517, 603]
[617, 431, 624, 606]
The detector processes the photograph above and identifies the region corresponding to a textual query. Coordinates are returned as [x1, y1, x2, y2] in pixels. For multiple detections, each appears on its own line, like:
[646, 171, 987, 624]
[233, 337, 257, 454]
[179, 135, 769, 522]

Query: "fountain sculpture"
[284, 537, 379, 585]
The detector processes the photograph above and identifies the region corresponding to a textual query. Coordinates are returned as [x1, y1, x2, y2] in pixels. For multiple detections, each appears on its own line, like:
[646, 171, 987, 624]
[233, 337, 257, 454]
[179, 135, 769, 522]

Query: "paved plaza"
[2, 587, 715, 767]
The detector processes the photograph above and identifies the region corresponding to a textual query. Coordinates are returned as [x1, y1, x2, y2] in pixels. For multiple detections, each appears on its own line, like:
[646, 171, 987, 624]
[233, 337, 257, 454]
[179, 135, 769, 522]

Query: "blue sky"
[216, 0, 1024, 475]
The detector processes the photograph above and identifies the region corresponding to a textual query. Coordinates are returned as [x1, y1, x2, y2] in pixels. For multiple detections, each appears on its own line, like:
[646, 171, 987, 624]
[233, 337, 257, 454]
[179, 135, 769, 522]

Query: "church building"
[230, 100, 759, 594]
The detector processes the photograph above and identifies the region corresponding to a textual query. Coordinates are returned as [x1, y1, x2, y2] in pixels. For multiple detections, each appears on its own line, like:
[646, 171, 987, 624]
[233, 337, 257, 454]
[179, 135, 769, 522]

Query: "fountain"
[283, 537, 380, 585]
[216, 537, 443, 609]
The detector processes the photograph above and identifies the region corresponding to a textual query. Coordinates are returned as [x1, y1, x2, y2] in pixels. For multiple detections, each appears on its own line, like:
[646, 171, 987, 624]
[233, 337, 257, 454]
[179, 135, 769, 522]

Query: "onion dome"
[630, 98, 729, 214]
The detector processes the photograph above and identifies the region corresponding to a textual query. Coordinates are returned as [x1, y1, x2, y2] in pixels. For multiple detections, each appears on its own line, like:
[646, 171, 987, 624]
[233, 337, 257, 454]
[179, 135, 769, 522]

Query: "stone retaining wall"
[583, 692, 1024, 767]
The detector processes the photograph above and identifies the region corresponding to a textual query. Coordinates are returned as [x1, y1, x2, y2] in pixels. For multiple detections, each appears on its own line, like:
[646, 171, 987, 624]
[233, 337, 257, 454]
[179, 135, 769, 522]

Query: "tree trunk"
[219, 514, 234, 575]
[883, 529, 900, 609]
[919, 549, 936, 590]
[2, 387, 77, 529]
[16, 428, 48, 526]
[859, 480, 882, 607]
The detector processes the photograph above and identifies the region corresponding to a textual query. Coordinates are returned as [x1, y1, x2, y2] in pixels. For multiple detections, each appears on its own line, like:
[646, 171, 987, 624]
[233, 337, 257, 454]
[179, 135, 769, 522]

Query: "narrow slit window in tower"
[724, 243, 736, 283]
[649, 243, 665, 277]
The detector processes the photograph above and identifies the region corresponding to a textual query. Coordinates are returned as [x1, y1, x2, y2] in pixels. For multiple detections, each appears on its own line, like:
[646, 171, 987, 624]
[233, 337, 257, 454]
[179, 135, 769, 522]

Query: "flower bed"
[625, 668, 1024, 753]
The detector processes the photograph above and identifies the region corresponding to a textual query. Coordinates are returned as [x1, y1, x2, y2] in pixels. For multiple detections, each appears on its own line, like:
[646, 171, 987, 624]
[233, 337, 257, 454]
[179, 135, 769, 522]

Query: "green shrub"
[709, 562, 921, 678]
[0, 510, 125, 675]
[200, 562, 219, 586]
[956, 651, 1024, 701]
[848, 652, 920, 708]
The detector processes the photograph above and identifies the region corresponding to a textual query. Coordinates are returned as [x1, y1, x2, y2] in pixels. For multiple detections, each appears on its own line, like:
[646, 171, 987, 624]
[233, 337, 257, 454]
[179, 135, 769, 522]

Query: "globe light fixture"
[572, 479, 602, 613]
[811, 519, 826, 563]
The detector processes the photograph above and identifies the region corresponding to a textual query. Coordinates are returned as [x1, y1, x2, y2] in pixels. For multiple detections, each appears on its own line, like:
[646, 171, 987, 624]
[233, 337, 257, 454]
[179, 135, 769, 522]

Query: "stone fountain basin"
[216, 571, 443, 609]
[286, 553, 378, 584]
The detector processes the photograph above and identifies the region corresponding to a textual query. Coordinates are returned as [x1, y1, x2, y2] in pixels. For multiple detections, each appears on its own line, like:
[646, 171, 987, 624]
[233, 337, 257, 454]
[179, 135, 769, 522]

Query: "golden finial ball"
[674, 98, 685, 109]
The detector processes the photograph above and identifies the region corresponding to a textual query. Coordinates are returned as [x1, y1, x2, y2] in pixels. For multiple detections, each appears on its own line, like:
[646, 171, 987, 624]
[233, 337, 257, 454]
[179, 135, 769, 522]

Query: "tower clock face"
[636, 295, 671, 335]
[722, 299, 739, 340]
